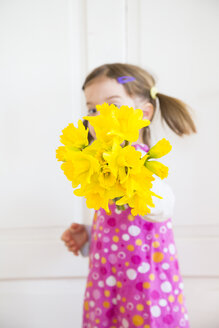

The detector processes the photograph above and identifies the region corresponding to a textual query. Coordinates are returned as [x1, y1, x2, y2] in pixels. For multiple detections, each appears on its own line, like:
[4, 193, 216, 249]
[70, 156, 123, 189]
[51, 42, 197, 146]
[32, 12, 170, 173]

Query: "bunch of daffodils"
[56, 103, 172, 216]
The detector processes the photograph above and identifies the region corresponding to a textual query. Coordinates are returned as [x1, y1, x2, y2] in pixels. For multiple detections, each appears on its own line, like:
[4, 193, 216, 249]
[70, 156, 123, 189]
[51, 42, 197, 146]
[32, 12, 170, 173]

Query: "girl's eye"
[110, 103, 120, 108]
[88, 108, 97, 115]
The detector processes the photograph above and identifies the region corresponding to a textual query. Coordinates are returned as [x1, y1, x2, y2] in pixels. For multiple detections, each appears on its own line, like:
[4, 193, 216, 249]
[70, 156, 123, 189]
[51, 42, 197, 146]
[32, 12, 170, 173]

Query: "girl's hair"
[82, 63, 196, 146]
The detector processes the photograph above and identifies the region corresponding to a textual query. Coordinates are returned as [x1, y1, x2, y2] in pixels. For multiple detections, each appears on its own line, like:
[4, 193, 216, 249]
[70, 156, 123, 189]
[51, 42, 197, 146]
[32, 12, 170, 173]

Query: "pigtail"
[83, 119, 94, 144]
[157, 93, 197, 136]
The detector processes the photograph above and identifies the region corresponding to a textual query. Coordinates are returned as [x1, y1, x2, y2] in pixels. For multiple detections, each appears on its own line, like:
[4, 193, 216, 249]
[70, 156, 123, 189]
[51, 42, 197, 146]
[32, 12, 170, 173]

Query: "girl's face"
[84, 76, 154, 142]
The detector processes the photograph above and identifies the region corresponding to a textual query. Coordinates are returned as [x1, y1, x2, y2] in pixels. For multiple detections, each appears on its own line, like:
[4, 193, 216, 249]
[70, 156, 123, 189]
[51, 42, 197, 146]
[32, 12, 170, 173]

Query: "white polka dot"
[169, 243, 175, 255]
[173, 305, 179, 312]
[89, 300, 95, 307]
[163, 248, 168, 253]
[94, 253, 100, 260]
[122, 234, 130, 241]
[115, 208, 122, 214]
[180, 318, 186, 327]
[167, 221, 172, 229]
[106, 276, 116, 287]
[159, 299, 167, 307]
[160, 226, 167, 234]
[184, 314, 189, 320]
[126, 268, 137, 280]
[103, 236, 110, 243]
[134, 294, 140, 300]
[128, 225, 141, 237]
[150, 305, 161, 318]
[162, 263, 169, 270]
[159, 273, 166, 280]
[98, 281, 104, 288]
[138, 262, 150, 274]
[174, 289, 179, 295]
[122, 318, 129, 328]
[161, 281, 172, 293]
[93, 289, 101, 300]
[112, 298, 117, 305]
[104, 248, 109, 253]
[141, 244, 150, 252]
[111, 244, 118, 251]
[179, 282, 184, 290]
[120, 224, 127, 230]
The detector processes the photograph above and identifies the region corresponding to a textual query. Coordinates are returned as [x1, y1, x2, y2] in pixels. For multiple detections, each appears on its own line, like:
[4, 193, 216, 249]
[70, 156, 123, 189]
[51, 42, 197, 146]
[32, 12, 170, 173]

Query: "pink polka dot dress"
[82, 146, 190, 328]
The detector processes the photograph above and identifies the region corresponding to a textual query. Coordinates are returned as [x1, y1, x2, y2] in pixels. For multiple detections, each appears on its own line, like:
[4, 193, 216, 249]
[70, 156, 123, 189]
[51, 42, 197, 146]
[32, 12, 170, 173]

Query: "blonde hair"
[82, 63, 197, 146]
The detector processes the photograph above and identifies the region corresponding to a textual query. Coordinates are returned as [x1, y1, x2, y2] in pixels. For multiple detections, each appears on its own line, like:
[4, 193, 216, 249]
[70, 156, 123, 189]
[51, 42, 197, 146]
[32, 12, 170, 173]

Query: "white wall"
[0, 1, 219, 327]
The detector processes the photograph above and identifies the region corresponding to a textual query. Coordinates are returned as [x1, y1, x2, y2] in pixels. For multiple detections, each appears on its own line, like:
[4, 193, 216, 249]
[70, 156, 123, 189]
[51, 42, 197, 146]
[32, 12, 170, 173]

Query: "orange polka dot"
[168, 295, 175, 303]
[143, 282, 150, 289]
[95, 318, 100, 323]
[104, 290, 110, 297]
[173, 275, 179, 282]
[128, 214, 135, 221]
[149, 274, 155, 281]
[84, 301, 89, 311]
[152, 241, 160, 248]
[117, 281, 122, 288]
[112, 236, 119, 243]
[152, 252, 164, 263]
[170, 256, 174, 261]
[136, 239, 142, 246]
[122, 297, 126, 302]
[178, 293, 183, 304]
[101, 257, 107, 264]
[112, 267, 116, 273]
[181, 307, 185, 313]
[120, 306, 125, 313]
[132, 314, 144, 326]
[86, 313, 89, 319]
[146, 300, 151, 305]
[125, 261, 130, 266]
[87, 281, 93, 287]
[112, 318, 117, 323]
[99, 226, 103, 230]
[154, 233, 159, 238]
[103, 301, 110, 308]
[127, 244, 135, 251]
[136, 304, 144, 311]
[115, 228, 120, 233]
[144, 325, 150, 328]
[106, 210, 112, 216]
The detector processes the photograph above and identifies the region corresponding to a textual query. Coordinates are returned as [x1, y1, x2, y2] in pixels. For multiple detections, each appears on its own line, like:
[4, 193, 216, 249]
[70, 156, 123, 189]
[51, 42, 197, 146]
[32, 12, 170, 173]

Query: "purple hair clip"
[117, 76, 136, 84]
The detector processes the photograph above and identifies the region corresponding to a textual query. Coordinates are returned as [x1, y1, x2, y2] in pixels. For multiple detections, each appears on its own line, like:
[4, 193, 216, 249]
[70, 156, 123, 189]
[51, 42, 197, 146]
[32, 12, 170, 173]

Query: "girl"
[61, 63, 196, 328]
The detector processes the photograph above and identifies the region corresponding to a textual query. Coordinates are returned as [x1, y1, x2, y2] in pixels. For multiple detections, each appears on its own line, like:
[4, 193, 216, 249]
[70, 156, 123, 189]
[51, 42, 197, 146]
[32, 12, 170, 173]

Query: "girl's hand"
[61, 223, 89, 256]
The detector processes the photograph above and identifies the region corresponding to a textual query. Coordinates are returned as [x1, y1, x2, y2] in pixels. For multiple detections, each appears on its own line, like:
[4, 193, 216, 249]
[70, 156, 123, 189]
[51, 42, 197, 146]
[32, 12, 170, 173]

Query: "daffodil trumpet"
[56, 103, 172, 217]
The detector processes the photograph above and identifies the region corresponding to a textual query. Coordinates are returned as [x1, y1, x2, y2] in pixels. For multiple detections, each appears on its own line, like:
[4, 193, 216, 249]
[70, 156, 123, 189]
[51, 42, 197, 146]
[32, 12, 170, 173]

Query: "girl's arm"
[79, 224, 92, 257]
[143, 177, 175, 222]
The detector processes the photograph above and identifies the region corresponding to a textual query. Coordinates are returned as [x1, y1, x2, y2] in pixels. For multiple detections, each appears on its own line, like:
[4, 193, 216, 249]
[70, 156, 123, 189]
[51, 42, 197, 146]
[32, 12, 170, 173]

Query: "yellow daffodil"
[103, 144, 143, 183]
[145, 160, 168, 179]
[116, 190, 158, 216]
[56, 146, 68, 162]
[56, 102, 171, 216]
[61, 152, 100, 187]
[147, 138, 172, 159]
[98, 165, 117, 189]
[111, 105, 150, 142]
[122, 166, 155, 197]
[84, 103, 121, 144]
[60, 120, 88, 150]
